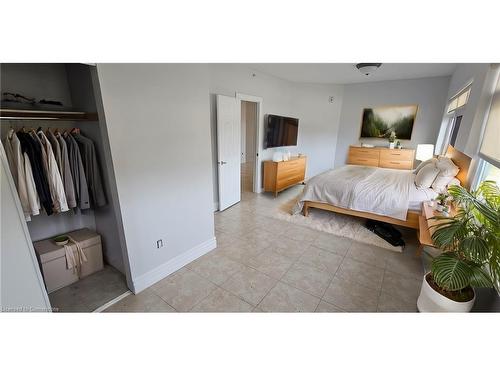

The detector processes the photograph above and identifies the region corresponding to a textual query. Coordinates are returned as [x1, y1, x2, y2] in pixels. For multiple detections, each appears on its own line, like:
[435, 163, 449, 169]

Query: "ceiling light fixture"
[355, 63, 382, 76]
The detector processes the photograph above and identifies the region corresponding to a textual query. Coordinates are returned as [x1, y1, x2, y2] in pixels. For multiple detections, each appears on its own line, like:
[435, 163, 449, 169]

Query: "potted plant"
[417, 181, 500, 312]
[434, 192, 451, 215]
[388, 131, 396, 149]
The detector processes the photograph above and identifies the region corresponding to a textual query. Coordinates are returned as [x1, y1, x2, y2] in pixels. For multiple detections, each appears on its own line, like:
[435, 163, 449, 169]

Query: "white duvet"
[292, 165, 415, 220]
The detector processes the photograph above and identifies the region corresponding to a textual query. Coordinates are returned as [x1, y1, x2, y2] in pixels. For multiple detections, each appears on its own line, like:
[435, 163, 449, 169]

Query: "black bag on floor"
[365, 219, 405, 248]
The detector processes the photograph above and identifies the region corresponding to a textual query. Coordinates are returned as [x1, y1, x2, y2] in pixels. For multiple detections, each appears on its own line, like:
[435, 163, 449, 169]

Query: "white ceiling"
[246, 63, 458, 84]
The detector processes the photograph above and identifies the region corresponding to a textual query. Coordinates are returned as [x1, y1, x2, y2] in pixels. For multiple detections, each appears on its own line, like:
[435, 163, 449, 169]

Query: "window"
[447, 85, 471, 113]
[436, 83, 472, 155]
[474, 159, 500, 189]
[449, 115, 462, 147]
[438, 112, 463, 154]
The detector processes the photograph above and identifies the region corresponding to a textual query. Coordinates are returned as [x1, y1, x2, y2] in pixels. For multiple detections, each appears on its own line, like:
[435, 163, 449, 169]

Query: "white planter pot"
[417, 273, 475, 312]
[389, 142, 395, 149]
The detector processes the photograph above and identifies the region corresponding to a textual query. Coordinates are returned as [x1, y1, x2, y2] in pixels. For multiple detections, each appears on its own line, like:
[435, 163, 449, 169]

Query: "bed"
[296, 145, 471, 229]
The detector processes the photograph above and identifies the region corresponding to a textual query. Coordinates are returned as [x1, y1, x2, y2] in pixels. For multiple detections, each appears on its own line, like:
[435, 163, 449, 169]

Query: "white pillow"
[414, 157, 437, 175]
[415, 163, 440, 189]
[447, 177, 461, 188]
[432, 175, 455, 193]
[436, 156, 460, 177]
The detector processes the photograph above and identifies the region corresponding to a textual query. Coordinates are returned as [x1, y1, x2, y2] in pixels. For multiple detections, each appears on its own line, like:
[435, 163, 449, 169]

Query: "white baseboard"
[131, 237, 217, 293]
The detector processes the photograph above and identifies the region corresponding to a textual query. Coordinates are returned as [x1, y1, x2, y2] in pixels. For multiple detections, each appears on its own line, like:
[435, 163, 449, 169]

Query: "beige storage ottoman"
[34, 228, 104, 293]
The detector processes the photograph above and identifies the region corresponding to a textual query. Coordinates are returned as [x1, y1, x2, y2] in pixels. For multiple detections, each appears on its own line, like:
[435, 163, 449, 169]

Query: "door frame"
[236, 93, 263, 193]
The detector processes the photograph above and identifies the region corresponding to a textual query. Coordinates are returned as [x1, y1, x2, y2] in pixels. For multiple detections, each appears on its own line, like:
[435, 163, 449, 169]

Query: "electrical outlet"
[156, 239, 164, 249]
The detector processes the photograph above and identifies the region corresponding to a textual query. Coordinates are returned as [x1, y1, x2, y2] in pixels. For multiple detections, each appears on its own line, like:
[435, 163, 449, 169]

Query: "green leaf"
[460, 236, 490, 262]
[471, 199, 499, 224]
[468, 265, 493, 288]
[431, 253, 472, 291]
[431, 219, 470, 249]
[477, 181, 500, 208]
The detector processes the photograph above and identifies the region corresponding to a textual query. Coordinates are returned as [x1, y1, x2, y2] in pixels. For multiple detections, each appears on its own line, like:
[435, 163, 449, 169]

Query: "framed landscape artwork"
[359, 105, 418, 140]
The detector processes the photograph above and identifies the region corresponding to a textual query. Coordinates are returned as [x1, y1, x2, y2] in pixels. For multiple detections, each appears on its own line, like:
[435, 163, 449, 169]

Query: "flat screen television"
[264, 114, 299, 149]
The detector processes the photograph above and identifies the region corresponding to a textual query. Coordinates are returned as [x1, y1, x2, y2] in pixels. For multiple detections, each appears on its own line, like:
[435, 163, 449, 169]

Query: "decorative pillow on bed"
[432, 175, 455, 193]
[431, 157, 460, 192]
[447, 177, 461, 188]
[415, 163, 440, 189]
[414, 157, 437, 175]
[435, 156, 460, 177]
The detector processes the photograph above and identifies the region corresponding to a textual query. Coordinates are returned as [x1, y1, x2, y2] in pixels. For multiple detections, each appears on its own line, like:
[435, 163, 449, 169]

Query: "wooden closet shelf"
[0, 108, 98, 121]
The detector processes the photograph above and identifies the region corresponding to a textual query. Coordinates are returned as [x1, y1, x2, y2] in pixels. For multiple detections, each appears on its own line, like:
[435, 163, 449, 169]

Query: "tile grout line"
[318, 242, 351, 310]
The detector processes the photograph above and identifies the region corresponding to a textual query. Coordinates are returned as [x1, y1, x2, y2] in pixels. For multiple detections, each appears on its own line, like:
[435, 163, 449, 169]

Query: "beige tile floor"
[106, 185, 424, 313]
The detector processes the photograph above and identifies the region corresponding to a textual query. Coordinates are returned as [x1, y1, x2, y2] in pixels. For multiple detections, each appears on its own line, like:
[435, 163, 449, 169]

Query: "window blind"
[479, 74, 500, 168]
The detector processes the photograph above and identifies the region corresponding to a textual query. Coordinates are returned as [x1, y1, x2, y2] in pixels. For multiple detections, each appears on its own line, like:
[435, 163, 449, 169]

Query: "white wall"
[1, 146, 51, 312]
[96, 64, 215, 292]
[209, 64, 344, 205]
[334, 76, 451, 167]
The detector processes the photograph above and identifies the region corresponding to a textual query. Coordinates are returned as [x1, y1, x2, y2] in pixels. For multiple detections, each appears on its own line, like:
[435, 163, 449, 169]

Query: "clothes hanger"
[8, 122, 15, 139]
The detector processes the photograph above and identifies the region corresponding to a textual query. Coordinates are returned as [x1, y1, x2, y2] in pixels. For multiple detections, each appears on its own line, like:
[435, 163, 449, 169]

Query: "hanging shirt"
[37, 130, 69, 213]
[73, 133, 107, 207]
[64, 133, 90, 210]
[46, 129, 62, 174]
[24, 150, 41, 217]
[17, 131, 54, 216]
[55, 132, 77, 209]
[3, 129, 39, 220]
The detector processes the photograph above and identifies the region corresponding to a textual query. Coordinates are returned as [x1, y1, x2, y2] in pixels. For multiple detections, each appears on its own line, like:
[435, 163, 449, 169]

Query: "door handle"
[219, 161, 227, 165]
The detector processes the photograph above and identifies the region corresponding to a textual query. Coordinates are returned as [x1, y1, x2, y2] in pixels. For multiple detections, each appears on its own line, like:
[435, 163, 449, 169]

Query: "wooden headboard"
[444, 145, 472, 188]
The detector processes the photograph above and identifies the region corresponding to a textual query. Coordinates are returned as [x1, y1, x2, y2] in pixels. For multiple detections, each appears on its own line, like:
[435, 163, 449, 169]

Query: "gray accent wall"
[334, 76, 451, 167]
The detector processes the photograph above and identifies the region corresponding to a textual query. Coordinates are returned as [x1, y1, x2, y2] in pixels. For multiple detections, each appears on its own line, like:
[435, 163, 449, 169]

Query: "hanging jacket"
[46, 129, 62, 174]
[55, 132, 77, 209]
[73, 133, 106, 207]
[3, 129, 39, 220]
[37, 130, 69, 213]
[17, 131, 53, 216]
[64, 133, 90, 210]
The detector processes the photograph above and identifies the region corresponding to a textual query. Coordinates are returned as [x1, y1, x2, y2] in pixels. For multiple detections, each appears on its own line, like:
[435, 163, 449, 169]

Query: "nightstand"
[417, 201, 455, 256]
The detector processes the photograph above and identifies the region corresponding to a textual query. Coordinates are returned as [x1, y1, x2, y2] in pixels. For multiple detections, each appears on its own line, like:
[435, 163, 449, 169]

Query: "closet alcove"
[1, 63, 132, 312]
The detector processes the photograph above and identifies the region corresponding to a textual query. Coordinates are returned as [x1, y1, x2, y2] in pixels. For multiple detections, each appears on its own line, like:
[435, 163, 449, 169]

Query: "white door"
[217, 95, 241, 210]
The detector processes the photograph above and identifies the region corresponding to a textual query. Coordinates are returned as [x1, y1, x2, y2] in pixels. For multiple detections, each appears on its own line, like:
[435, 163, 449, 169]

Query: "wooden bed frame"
[302, 145, 471, 229]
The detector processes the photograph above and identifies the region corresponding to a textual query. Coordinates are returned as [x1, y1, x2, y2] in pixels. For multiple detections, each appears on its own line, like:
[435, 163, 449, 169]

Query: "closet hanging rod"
[0, 108, 98, 121]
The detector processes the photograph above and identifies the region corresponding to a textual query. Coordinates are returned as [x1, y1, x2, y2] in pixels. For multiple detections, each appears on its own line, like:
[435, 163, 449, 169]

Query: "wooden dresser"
[347, 145, 415, 170]
[264, 156, 306, 196]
